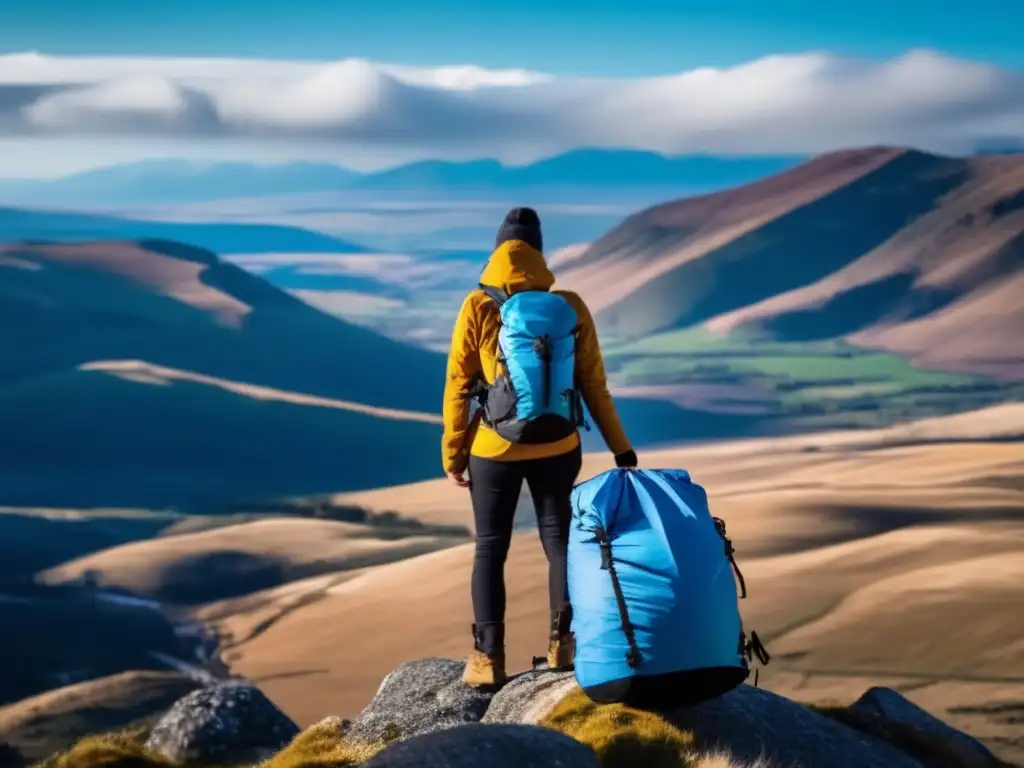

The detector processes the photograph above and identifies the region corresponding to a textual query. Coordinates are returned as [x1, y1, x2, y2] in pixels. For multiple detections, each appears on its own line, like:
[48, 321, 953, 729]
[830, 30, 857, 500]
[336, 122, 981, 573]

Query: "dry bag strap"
[595, 527, 643, 669]
[713, 516, 747, 599]
[741, 630, 771, 687]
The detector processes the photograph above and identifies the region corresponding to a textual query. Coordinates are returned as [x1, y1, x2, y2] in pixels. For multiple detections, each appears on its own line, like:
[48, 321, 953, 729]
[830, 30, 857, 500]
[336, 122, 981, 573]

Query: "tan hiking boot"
[462, 622, 507, 687]
[462, 648, 507, 687]
[547, 632, 576, 670]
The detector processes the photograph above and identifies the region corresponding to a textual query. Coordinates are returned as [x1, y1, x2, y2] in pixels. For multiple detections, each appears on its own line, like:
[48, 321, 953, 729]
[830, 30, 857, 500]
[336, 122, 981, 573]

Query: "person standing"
[442, 207, 638, 687]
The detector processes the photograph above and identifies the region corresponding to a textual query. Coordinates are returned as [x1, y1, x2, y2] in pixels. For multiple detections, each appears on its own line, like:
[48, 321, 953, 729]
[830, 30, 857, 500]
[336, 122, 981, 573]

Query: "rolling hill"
[38, 517, 470, 605]
[0, 238, 446, 508]
[556, 148, 1024, 381]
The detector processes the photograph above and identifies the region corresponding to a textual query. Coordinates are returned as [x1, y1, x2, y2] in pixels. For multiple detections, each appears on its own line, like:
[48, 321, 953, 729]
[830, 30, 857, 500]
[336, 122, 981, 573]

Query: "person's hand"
[614, 449, 638, 469]
[447, 470, 470, 488]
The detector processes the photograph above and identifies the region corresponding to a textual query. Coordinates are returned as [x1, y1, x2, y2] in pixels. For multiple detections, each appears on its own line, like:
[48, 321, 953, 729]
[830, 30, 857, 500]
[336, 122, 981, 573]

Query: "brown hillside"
[219, 407, 1024, 729]
[706, 154, 1024, 379]
[556, 147, 908, 326]
[39, 517, 467, 605]
[556, 149, 1023, 379]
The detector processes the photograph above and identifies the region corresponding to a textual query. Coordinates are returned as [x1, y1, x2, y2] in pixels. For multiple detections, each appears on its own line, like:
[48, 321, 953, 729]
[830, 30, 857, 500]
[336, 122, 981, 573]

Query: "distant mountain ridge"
[0, 150, 805, 206]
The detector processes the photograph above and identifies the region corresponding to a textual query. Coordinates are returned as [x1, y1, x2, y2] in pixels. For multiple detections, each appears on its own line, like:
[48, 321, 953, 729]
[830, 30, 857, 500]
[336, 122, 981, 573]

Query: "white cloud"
[1, 49, 1022, 162]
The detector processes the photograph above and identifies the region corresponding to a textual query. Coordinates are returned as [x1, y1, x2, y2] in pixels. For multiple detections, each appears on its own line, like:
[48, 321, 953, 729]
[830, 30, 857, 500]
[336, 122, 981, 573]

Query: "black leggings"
[468, 446, 583, 641]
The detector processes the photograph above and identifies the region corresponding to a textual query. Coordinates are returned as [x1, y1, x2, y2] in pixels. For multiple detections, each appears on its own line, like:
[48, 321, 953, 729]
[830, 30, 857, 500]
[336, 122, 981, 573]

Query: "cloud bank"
[1, 50, 1022, 160]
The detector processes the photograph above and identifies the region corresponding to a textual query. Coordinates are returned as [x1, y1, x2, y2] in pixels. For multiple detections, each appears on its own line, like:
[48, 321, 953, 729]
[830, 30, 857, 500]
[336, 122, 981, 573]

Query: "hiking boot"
[546, 605, 575, 669]
[462, 623, 507, 687]
[546, 632, 576, 670]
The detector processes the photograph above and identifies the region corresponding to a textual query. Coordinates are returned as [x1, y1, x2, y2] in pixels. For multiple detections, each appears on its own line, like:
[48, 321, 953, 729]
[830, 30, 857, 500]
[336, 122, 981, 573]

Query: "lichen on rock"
[344, 659, 494, 746]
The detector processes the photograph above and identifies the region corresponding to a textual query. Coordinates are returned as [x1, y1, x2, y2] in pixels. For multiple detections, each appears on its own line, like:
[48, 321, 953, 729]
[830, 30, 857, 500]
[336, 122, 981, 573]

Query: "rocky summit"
[41, 658, 1010, 768]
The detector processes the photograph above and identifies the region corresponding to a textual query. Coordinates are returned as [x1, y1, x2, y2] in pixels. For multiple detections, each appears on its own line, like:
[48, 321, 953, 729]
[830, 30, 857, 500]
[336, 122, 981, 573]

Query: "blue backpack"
[472, 284, 585, 443]
[568, 468, 769, 709]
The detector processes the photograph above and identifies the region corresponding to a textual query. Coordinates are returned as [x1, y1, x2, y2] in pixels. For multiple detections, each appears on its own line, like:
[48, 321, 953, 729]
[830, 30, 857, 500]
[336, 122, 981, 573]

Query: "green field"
[602, 327, 1022, 429]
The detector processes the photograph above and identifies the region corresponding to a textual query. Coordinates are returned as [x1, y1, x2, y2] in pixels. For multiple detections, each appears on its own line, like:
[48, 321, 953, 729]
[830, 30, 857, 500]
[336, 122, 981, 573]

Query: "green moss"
[259, 719, 386, 768]
[33, 733, 177, 768]
[540, 687, 706, 768]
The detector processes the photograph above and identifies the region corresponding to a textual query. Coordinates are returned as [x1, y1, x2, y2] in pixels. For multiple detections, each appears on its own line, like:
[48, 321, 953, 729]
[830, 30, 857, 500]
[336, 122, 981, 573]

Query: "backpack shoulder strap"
[478, 283, 509, 307]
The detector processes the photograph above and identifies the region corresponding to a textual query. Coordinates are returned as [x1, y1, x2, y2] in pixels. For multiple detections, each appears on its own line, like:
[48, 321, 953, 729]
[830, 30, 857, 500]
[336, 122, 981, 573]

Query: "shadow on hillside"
[125, 529, 468, 605]
[0, 514, 173, 586]
[759, 273, 959, 340]
[580, 396, 785, 452]
[752, 502, 1024, 557]
[759, 226, 1024, 342]
[0, 586, 189, 707]
[153, 551, 291, 605]
[601, 151, 970, 337]
[0, 369, 442, 510]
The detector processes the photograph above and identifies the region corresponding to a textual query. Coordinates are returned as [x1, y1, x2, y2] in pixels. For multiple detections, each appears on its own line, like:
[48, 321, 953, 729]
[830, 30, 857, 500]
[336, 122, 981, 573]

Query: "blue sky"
[3, 0, 1024, 75]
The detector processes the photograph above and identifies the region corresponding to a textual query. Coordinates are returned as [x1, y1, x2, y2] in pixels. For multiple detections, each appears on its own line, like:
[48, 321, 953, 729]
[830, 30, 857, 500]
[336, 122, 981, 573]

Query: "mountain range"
[557, 147, 1024, 381]
[2, 145, 1021, 512]
[0, 150, 805, 206]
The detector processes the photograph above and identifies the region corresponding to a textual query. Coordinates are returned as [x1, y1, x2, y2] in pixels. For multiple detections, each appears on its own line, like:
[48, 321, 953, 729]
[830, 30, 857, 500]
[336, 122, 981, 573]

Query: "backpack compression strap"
[534, 334, 553, 407]
[478, 284, 509, 306]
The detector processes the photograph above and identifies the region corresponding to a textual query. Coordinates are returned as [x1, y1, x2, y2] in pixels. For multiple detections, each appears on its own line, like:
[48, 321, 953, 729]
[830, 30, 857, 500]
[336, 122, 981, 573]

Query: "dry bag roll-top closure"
[468, 283, 587, 444]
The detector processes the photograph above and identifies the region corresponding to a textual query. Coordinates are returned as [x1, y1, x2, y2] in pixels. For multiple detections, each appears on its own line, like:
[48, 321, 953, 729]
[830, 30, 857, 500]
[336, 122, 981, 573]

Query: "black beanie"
[495, 206, 543, 253]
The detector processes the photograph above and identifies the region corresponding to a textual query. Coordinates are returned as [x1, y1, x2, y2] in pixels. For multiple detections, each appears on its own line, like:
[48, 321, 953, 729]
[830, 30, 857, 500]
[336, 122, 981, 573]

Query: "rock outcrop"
[481, 666, 577, 725]
[41, 658, 1012, 768]
[346, 659, 495, 744]
[144, 681, 299, 765]
[362, 723, 600, 768]
[846, 687, 1000, 768]
[667, 680, 925, 768]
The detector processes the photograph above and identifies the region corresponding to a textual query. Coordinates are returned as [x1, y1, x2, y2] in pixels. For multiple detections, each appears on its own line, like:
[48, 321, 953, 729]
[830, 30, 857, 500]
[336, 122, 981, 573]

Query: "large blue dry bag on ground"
[568, 468, 768, 709]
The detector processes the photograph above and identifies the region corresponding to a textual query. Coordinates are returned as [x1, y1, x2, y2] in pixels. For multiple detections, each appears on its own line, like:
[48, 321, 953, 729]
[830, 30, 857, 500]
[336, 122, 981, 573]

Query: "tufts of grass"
[260, 717, 386, 768]
[539, 687, 756, 768]
[32, 733, 177, 768]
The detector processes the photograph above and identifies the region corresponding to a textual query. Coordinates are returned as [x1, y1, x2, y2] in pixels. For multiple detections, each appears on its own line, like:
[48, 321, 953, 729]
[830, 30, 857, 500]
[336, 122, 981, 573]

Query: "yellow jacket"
[442, 239, 632, 473]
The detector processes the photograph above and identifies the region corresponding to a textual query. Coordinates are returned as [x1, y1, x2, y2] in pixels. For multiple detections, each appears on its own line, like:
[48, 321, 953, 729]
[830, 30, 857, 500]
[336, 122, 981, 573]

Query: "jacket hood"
[479, 239, 555, 295]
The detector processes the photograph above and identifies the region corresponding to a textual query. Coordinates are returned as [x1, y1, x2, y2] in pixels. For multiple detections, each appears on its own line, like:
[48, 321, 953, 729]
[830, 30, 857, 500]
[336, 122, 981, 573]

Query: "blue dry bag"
[472, 284, 585, 444]
[567, 468, 769, 708]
